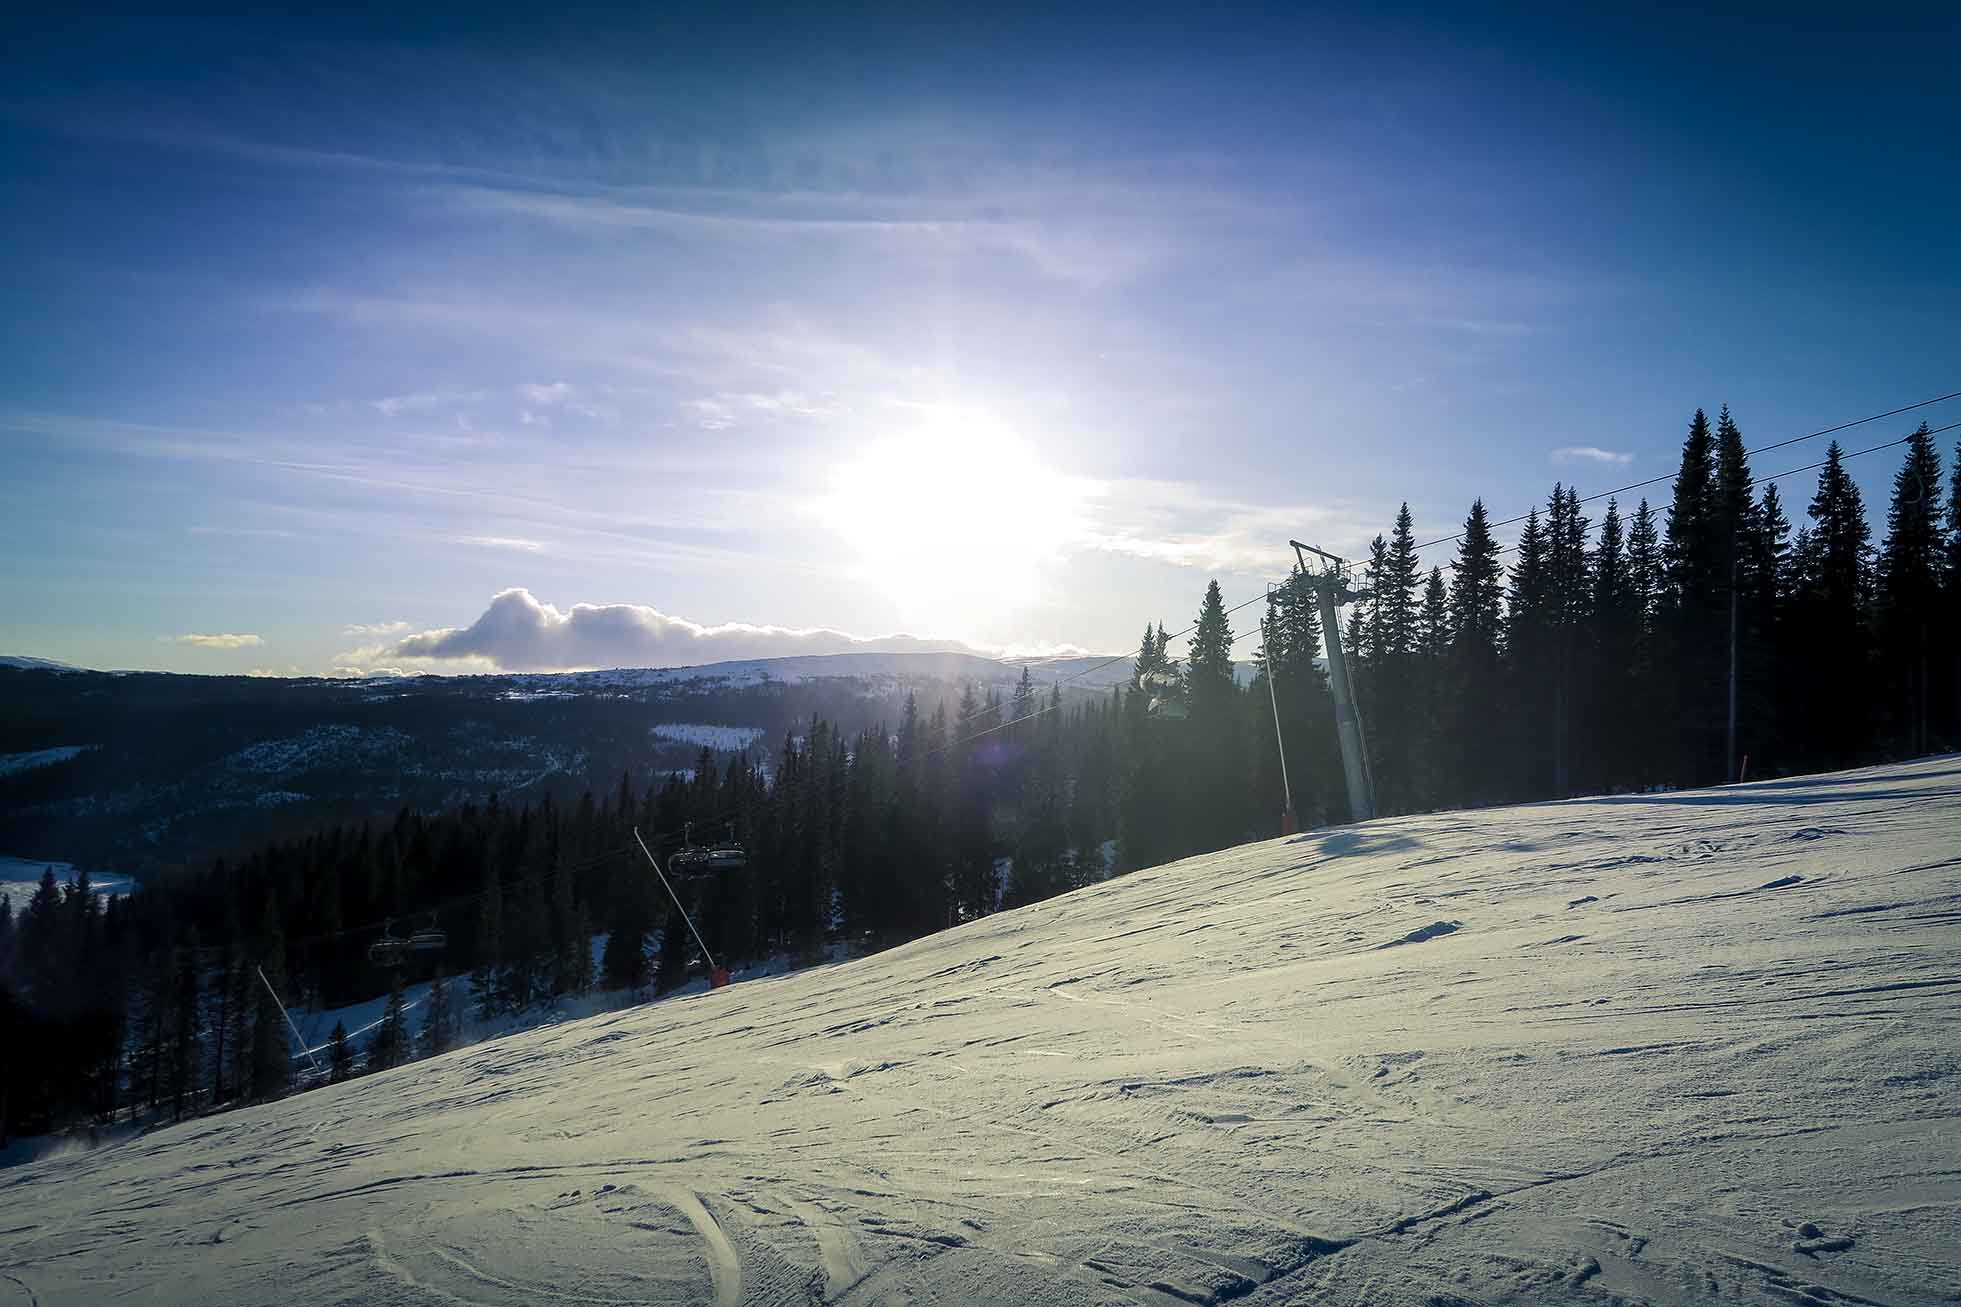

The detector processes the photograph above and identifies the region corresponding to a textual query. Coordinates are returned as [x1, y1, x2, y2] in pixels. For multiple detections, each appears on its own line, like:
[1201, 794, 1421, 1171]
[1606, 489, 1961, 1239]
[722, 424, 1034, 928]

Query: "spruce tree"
[165, 935, 201, 1120]
[1796, 442, 1874, 765]
[1589, 499, 1638, 788]
[1186, 579, 1244, 847]
[369, 973, 407, 1071]
[1948, 436, 1961, 745]
[247, 904, 291, 1101]
[1663, 408, 1725, 782]
[1873, 424, 1945, 754]
[1746, 481, 1793, 768]
[419, 969, 455, 1058]
[1505, 508, 1552, 795]
[326, 1021, 354, 1083]
[1624, 499, 1665, 783]
[1544, 486, 1591, 795]
[1413, 566, 1451, 807]
[472, 863, 503, 1020]
[1446, 501, 1505, 804]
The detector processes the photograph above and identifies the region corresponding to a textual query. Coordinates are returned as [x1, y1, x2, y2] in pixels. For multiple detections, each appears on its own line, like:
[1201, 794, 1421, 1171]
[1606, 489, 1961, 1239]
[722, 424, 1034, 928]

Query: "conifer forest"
[3, 412, 1956, 1141]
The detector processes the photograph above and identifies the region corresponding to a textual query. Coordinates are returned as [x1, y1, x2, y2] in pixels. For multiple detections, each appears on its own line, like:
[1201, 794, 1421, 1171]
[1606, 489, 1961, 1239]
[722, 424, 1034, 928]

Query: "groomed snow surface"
[5, 757, 1959, 1305]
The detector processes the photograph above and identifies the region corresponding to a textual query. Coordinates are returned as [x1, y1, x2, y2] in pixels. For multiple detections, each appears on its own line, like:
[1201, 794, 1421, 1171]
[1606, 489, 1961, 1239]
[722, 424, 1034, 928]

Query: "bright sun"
[808, 408, 1095, 637]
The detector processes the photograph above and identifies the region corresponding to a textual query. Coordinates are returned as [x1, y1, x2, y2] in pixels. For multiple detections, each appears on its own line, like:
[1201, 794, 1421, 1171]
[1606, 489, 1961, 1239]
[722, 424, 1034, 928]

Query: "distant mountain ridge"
[0, 655, 82, 671]
[0, 649, 1169, 874]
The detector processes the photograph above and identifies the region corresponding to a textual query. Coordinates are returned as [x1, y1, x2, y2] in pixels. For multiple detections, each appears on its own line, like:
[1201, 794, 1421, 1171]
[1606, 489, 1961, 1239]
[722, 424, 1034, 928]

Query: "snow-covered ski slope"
[6, 758, 1960, 1306]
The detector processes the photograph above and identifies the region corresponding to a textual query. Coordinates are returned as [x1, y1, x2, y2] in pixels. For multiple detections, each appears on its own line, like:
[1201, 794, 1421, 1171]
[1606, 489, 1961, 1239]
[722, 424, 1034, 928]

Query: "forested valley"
[4, 412, 1955, 1143]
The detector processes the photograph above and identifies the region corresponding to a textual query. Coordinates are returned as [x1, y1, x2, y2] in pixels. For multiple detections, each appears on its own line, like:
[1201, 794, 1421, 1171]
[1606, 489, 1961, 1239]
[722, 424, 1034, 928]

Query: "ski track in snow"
[5, 757, 1961, 1304]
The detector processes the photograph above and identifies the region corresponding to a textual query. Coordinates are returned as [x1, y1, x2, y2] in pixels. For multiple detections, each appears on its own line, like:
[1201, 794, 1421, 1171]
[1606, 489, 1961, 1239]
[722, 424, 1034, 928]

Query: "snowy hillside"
[4, 757, 1959, 1305]
[0, 655, 80, 672]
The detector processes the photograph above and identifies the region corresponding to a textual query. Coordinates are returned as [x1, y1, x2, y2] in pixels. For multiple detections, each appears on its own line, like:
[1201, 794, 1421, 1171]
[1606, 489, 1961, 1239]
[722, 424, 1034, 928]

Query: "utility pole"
[1261, 598, 1297, 834]
[1290, 541, 1376, 823]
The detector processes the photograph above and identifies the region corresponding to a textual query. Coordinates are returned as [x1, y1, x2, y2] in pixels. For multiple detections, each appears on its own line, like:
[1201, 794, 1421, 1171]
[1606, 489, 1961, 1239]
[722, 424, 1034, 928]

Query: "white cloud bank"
[174, 633, 264, 649]
[389, 588, 983, 672]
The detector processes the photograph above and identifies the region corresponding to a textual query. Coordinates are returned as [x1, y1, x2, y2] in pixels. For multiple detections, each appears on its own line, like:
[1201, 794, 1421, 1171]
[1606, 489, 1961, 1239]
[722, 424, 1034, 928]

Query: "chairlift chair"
[1141, 663, 1189, 719]
[407, 912, 447, 952]
[703, 823, 748, 871]
[368, 919, 409, 967]
[669, 822, 746, 878]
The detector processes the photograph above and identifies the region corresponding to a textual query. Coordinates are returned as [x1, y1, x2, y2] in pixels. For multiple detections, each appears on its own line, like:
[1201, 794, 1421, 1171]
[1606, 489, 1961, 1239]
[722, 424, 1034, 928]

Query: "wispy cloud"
[341, 620, 410, 637]
[187, 525, 299, 539]
[1553, 445, 1633, 465]
[514, 381, 616, 421]
[173, 633, 264, 649]
[456, 535, 547, 552]
[430, 182, 1182, 288]
[371, 388, 488, 417]
[1076, 480, 1387, 575]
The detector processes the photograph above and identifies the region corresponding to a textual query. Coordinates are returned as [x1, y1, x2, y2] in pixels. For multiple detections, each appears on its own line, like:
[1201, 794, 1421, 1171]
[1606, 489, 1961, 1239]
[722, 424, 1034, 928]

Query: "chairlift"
[1142, 662, 1188, 719]
[406, 912, 447, 953]
[367, 919, 409, 967]
[669, 822, 746, 878]
[703, 823, 748, 871]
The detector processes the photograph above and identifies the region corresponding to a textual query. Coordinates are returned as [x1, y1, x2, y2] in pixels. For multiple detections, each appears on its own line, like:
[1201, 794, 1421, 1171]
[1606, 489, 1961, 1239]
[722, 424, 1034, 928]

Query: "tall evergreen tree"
[326, 1021, 354, 1084]
[369, 972, 408, 1072]
[1505, 507, 1553, 795]
[1663, 408, 1726, 782]
[1793, 441, 1875, 766]
[419, 969, 457, 1058]
[247, 904, 291, 1101]
[1873, 424, 1945, 754]
[1186, 579, 1245, 847]
[1588, 498, 1634, 788]
[1446, 501, 1505, 804]
[472, 863, 504, 1019]
[1624, 499, 1665, 783]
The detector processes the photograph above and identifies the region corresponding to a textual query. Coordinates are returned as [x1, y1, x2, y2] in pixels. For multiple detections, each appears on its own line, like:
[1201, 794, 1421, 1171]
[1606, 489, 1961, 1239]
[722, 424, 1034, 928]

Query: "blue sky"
[2, 5, 1956, 674]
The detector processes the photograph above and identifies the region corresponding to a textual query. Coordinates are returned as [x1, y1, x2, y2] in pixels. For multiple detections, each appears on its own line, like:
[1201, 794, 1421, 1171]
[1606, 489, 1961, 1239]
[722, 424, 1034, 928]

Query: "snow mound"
[5, 756, 1960, 1305]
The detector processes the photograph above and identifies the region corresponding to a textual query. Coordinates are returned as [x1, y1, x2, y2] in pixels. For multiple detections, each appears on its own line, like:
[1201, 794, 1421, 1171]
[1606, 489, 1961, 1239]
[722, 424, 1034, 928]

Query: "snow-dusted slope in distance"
[0, 655, 81, 671]
[5, 757, 1959, 1306]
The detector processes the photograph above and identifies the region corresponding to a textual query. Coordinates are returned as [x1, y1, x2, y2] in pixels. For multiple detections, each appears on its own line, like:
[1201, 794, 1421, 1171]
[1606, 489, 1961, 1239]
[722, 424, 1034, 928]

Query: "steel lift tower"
[1289, 540, 1377, 823]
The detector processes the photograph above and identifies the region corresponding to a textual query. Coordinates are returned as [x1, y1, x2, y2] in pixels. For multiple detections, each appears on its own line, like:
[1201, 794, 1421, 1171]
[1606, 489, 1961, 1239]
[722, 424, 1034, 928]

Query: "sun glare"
[808, 409, 1094, 636]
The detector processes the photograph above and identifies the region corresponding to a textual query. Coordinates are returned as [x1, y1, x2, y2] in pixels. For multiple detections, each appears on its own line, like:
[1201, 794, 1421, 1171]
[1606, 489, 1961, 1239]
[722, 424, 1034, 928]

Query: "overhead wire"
[1341, 389, 1961, 571]
[275, 398, 1960, 955]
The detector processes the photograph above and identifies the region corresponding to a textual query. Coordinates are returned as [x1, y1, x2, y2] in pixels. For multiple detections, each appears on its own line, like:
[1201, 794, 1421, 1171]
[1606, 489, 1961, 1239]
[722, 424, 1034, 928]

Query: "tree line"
[3, 410, 1954, 1140]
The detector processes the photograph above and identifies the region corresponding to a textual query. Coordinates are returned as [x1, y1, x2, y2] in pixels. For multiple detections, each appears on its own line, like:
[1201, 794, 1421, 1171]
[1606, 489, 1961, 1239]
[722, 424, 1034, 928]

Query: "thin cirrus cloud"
[1553, 446, 1634, 466]
[456, 535, 547, 553]
[341, 620, 410, 637]
[389, 588, 983, 672]
[173, 633, 264, 649]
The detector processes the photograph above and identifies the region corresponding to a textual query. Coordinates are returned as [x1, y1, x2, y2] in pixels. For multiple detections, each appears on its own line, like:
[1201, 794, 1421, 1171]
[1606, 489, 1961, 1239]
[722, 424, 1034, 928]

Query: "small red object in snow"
[709, 966, 732, 989]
